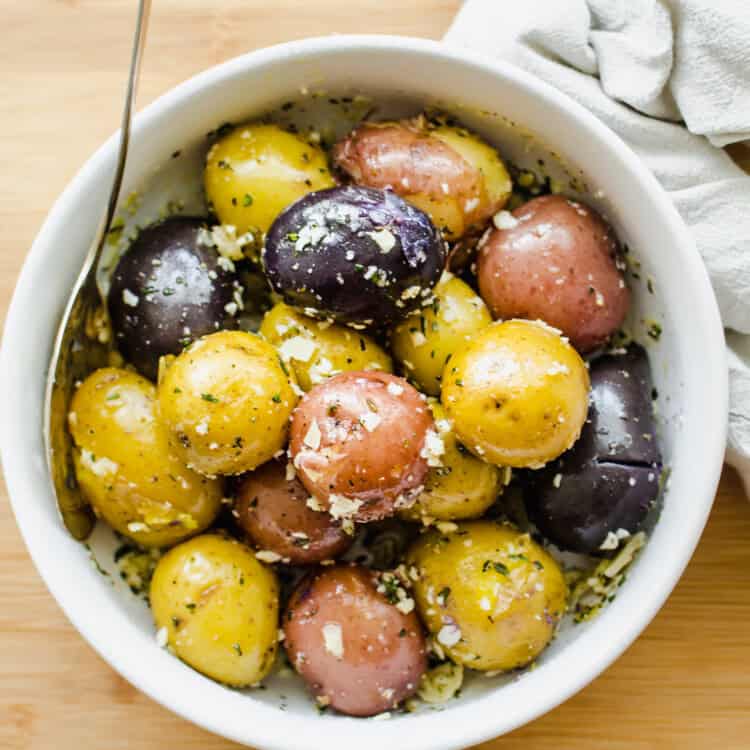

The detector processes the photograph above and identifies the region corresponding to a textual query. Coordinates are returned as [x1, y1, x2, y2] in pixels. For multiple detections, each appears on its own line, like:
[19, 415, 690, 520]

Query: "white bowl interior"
[0, 36, 726, 750]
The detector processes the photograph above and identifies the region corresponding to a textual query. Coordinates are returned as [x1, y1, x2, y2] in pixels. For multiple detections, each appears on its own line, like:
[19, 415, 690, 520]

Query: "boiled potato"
[407, 521, 567, 671]
[390, 272, 491, 395]
[477, 195, 630, 352]
[150, 534, 279, 687]
[157, 330, 298, 476]
[283, 565, 427, 716]
[333, 115, 512, 239]
[205, 123, 334, 241]
[259, 302, 392, 391]
[68, 368, 222, 547]
[289, 372, 434, 523]
[400, 403, 505, 523]
[442, 320, 589, 468]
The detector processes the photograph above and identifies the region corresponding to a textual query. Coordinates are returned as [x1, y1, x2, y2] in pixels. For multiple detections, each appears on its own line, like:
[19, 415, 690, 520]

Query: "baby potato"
[477, 195, 630, 352]
[234, 460, 352, 565]
[333, 116, 511, 239]
[150, 534, 279, 687]
[400, 403, 505, 523]
[68, 368, 222, 547]
[157, 330, 298, 476]
[259, 302, 392, 391]
[289, 372, 435, 523]
[390, 272, 491, 395]
[205, 123, 334, 239]
[407, 521, 567, 671]
[442, 320, 589, 468]
[283, 565, 427, 716]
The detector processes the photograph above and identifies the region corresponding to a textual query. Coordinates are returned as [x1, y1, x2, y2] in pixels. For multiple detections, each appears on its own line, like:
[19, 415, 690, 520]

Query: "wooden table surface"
[2, 2, 749, 748]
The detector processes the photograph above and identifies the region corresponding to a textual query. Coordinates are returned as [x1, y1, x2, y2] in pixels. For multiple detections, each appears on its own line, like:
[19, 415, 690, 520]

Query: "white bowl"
[0, 35, 727, 750]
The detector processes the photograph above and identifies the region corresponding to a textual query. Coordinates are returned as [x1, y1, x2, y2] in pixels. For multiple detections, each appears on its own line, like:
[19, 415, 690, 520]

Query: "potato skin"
[107, 217, 238, 381]
[442, 320, 589, 468]
[263, 185, 445, 328]
[390, 272, 491, 395]
[68, 368, 222, 547]
[283, 565, 427, 716]
[401, 403, 504, 523]
[259, 302, 392, 391]
[333, 118, 511, 239]
[407, 522, 567, 671]
[477, 195, 630, 352]
[157, 330, 298, 476]
[289, 371, 434, 522]
[234, 460, 352, 564]
[150, 534, 279, 687]
[204, 123, 334, 239]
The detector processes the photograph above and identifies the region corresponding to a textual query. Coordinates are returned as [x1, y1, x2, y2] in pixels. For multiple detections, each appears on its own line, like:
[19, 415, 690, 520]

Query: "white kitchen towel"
[445, 0, 750, 496]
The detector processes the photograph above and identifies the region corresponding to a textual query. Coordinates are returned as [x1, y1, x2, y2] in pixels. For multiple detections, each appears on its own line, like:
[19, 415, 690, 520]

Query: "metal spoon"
[43, 0, 152, 540]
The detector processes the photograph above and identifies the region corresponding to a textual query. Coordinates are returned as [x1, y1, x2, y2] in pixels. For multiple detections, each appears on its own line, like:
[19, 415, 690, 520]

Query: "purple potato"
[108, 217, 237, 380]
[524, 343, 662, 555]
[262, 185, 445, 328]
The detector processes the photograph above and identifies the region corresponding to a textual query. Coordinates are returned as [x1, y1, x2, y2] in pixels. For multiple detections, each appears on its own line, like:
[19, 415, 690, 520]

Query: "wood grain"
[1, 2, 749, 749]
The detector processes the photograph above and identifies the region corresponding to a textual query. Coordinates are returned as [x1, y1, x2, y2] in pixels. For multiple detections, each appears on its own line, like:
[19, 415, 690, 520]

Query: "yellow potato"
[150, 534, 279, 687]
[400, 403, 506, 522]
[204, 123, 334, 240]
[407, 521, 567, 671]
[441, 320, 589, 468]
[390, 273, 491, 395]
[429, 125, 512, 218]
[259, 302, 392, 391]
[68, 368, 222, 547]
[157, 330, 298, 476]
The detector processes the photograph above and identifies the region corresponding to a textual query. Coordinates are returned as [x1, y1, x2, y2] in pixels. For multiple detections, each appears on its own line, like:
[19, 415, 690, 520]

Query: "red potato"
[477, 195, 630, 352]
[333, 118, 511, 240]
[234, 461, 352, 565]
[283, 565, 427, 716]
[289, 371, 435, 523]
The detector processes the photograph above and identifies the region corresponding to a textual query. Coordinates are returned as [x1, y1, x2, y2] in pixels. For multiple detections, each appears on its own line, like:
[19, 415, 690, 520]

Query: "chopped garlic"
[80, 449, 118, 477]
[367, 228, 397, 253]
[122, 289, 139, 307]
[395, 598, 415, 615]
[303, 419, 322, 450]
[360, 411, 381, 432]
[322, 622, 344, 659]
[387, 382, 404, 397]
[420, 429, 445, 467]
[437, 623, 462, 647]
[328, 494, 363, 521]
[492, 210, 518, 230]
[256, 550, 283, 564]
[278, 336, 317, 363]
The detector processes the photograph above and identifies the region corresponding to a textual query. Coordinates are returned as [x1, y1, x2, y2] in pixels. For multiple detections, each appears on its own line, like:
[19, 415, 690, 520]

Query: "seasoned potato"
[234, 460, 352, 564]
[263, 185, 445, 328]
[407, 521, 567, 671]
[442, 320, 589, 468]
[68, 368, 222, 547]
[204, 123, 334, 239]
[400, 403, 505, 523]
[150, 534, 279, 686]
[390, 272, 491, 395]
[477, 195, 630, 352]
[283, 565, 427, 716]
[333, 116, 511, 239]
[157, 330, 298, 476]
[259, 302, 392, 391]
[289, 372, 435, 523]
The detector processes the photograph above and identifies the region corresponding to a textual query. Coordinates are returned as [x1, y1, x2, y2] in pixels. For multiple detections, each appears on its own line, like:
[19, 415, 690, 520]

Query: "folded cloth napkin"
[445, 0, 750, 496]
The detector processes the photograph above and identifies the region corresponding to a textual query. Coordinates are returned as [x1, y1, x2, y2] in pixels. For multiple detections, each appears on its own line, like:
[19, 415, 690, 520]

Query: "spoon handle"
[43, 0, 152, 540]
